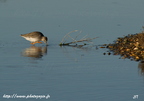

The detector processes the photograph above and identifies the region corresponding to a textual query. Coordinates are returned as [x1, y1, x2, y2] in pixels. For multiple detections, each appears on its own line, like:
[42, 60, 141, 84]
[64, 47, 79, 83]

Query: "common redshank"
[21, 31, 48, 45]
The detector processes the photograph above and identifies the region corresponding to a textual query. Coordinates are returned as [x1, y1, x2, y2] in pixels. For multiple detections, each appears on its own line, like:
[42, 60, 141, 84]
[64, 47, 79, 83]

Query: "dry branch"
[59, 30, 98, 46]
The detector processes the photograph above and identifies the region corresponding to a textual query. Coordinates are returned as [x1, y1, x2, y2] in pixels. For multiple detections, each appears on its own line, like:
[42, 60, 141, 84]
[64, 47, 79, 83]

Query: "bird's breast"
[23, 37, 38, 42]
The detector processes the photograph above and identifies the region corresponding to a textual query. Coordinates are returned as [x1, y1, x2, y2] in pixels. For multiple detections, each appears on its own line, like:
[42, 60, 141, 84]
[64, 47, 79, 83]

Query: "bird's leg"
[31, 42, 36, 44]
[30, 41, 42, 44]
[37, 41, 42, 44]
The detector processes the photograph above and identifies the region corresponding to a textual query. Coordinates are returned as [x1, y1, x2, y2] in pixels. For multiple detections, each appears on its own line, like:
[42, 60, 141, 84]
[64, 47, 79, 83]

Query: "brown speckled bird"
[21, 31, 48, 45]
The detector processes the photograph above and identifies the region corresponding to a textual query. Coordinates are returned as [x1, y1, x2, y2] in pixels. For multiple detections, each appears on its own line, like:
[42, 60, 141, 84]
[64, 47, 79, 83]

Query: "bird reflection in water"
[21, 46, 47, 59]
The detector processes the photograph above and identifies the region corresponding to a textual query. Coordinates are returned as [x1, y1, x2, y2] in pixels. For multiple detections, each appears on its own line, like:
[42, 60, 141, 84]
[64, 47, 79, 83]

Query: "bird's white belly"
[24, 37, 38, 42]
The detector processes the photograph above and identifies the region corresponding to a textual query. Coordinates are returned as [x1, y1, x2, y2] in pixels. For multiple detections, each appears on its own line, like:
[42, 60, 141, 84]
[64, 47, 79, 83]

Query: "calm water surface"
[0, 0, 144, 101]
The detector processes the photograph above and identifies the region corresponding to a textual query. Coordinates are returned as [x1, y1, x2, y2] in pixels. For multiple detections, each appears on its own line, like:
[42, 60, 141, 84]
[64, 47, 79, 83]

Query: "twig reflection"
[61, 44, 94, 62]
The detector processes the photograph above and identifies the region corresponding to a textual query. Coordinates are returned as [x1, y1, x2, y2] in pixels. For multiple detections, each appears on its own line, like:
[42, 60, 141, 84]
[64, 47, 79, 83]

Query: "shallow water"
[0, 0, 144, 101]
